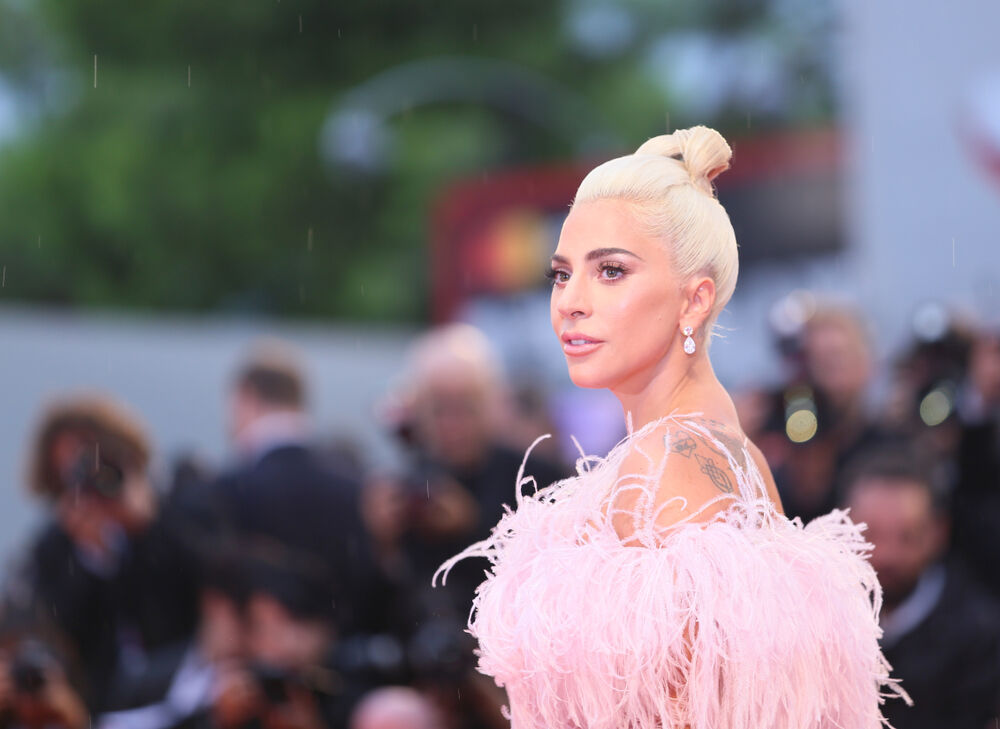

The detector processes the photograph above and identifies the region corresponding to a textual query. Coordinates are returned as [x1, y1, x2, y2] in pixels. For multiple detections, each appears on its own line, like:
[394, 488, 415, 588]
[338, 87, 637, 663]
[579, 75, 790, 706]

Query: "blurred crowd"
[0, 306, 998, 729]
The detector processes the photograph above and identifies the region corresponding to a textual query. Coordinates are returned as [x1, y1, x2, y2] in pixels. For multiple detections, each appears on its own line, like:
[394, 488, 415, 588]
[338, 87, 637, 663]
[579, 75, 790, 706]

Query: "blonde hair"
[573, 126, 738, 336]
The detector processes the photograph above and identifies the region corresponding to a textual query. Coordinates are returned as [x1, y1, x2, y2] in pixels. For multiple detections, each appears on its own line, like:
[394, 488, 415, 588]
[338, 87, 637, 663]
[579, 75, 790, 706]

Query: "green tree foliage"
[0, 1, 570, 319]
[0, 0, 832, 321]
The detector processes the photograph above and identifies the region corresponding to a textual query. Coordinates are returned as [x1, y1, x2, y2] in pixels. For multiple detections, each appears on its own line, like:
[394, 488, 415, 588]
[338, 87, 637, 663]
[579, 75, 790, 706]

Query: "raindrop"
[93, 55, 98, 89]
[307, 227, 314, 251]
[1, 265, 5, 287]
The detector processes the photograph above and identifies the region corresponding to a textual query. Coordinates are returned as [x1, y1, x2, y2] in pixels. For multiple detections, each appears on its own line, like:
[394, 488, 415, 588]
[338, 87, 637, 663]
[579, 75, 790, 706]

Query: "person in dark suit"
[844, 448, 1000, 729]
[212, 341, 378, 636]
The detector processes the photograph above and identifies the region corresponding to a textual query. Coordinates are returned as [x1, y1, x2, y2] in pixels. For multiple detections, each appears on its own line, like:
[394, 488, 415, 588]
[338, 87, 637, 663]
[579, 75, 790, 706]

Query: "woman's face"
[549, 198, 685, 393]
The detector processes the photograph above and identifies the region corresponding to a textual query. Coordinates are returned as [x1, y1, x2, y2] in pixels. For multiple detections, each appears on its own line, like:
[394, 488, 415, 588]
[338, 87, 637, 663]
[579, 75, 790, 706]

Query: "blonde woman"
[438, 126, 906, 728]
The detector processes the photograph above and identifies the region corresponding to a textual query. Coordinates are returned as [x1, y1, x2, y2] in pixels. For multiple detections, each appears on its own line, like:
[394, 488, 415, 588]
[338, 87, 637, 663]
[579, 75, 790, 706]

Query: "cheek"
[607, 283, 676, 332]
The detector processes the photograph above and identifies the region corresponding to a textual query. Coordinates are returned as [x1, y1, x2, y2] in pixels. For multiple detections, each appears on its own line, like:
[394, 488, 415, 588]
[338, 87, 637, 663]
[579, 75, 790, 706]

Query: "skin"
[802, 314, 872, 412]
[549, 198, 782, 535]
[411, 367, 495, 470]
[846, 478, 947, 612]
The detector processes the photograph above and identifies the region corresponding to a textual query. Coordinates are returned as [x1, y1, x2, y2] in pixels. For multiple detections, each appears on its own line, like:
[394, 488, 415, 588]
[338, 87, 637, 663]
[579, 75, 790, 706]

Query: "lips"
[560, 332, 604, 356]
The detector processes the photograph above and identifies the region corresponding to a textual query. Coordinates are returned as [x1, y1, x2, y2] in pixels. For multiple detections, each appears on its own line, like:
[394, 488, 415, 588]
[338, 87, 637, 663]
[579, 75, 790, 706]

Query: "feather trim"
[435, 414, 909, 729]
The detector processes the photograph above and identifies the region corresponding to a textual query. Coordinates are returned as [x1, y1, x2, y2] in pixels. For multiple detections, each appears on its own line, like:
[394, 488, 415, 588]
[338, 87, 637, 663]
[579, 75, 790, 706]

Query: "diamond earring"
[682, 326, 696, 355]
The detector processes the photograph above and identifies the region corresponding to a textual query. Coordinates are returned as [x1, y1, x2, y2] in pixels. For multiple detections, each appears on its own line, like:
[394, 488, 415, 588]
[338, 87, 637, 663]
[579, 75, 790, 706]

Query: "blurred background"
[0, 0, 999, 727]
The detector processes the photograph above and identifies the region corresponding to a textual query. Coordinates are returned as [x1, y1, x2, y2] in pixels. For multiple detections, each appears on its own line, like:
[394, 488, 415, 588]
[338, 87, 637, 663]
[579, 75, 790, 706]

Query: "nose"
[554, 273, 590, 320]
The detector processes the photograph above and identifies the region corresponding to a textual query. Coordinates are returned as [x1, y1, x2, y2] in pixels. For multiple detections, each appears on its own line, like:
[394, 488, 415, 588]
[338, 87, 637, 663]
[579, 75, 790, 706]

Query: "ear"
[680, 275, 716, 332]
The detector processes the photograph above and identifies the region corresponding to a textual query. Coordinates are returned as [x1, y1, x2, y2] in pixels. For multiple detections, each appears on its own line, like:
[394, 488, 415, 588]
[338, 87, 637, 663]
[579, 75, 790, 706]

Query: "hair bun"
[635, 125, 732, 195]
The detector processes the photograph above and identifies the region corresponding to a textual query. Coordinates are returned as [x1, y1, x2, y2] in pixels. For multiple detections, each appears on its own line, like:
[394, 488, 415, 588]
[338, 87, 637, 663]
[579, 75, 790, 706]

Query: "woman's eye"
[600, 264, 626, 280]
[545, 267, 571, 285]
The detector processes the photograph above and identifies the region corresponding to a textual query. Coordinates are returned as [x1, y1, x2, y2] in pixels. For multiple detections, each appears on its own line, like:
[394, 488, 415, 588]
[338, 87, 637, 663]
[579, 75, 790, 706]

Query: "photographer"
[17, 395, 199, 711]
[753, 306, 889, 522]
[212, 551, 362, 729]
[368, 325, 565, 729]
[0, 605, 87, 729]
[0, 648, 87, 729]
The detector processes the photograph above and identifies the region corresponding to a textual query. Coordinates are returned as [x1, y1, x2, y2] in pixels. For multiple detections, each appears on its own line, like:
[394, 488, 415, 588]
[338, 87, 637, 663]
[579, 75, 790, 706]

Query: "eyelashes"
[545, 262, 629, 285]
[544, 266, 565, 283]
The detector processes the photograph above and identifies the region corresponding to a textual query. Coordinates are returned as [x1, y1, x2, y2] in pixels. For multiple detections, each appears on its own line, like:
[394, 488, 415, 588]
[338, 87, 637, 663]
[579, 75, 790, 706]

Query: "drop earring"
[682, 326, 696, 355]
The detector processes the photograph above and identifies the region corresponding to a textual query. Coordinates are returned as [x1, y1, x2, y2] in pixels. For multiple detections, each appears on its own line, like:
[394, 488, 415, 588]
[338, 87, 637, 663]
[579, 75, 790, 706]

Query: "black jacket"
[880, 561, 1000, 729]
[212, 444, 378, 633]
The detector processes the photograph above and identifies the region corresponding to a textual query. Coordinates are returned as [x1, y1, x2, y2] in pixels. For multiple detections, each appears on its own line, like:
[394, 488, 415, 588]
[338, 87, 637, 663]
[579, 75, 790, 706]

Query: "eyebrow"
[550, 247, 644, 264]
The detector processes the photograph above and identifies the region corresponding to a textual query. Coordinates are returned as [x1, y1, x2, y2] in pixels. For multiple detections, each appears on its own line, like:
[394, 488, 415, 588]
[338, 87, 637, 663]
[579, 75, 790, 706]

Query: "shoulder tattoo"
[693, 453, 735, 493]
[664, 427, 737, 494]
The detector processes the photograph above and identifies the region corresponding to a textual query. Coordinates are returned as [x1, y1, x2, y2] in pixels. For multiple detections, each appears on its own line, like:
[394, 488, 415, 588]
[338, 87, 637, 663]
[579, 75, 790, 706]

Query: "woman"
[436, 126, 906, 729]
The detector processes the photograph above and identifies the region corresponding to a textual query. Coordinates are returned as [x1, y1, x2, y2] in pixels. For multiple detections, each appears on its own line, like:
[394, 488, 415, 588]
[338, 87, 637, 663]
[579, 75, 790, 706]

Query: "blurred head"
[350, 687, 442, 729]
[229, 339, 307, 443]
[802, 308, 872, 408]
[27, 394, 155, 531]
[843, 450, 948, 609]
[550, 126, 737, 391]
[245, 593, 330, 669]
[404, 324, 504, 468]
[243, 555, 333, 669]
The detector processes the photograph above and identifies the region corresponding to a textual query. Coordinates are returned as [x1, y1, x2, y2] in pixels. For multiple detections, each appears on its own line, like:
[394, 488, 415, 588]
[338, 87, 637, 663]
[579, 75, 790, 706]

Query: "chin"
[565, 361, 613, 390]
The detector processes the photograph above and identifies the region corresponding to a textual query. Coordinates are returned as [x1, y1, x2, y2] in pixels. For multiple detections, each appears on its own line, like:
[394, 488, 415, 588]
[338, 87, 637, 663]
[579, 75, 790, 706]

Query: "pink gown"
[436, 414, 907, 729]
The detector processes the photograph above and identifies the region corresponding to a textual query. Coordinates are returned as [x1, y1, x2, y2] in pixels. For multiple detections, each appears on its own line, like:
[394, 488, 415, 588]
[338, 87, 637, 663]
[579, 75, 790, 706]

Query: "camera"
[250, 663, 295, 704]
[63, 448, 125, 500]
[10, 640, 56, 694]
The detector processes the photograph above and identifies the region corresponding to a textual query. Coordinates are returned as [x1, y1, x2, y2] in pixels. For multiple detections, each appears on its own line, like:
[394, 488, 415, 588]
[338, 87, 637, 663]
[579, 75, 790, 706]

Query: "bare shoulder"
[611, 418, 754, 541]
[743, 437, 784, 515]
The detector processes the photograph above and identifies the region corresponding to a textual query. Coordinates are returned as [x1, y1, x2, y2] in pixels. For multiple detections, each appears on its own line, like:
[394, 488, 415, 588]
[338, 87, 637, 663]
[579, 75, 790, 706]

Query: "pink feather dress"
[435, 414, 907, 729]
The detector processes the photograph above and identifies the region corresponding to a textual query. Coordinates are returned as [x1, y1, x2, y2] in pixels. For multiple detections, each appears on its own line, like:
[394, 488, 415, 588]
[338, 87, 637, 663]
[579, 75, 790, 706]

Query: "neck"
[613, 352, 727, 430]
[236, 409, 311, 458]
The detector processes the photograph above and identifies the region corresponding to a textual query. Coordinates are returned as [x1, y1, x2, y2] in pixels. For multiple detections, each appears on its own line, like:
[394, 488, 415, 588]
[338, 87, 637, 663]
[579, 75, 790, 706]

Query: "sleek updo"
[573, 126, 738, 336]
